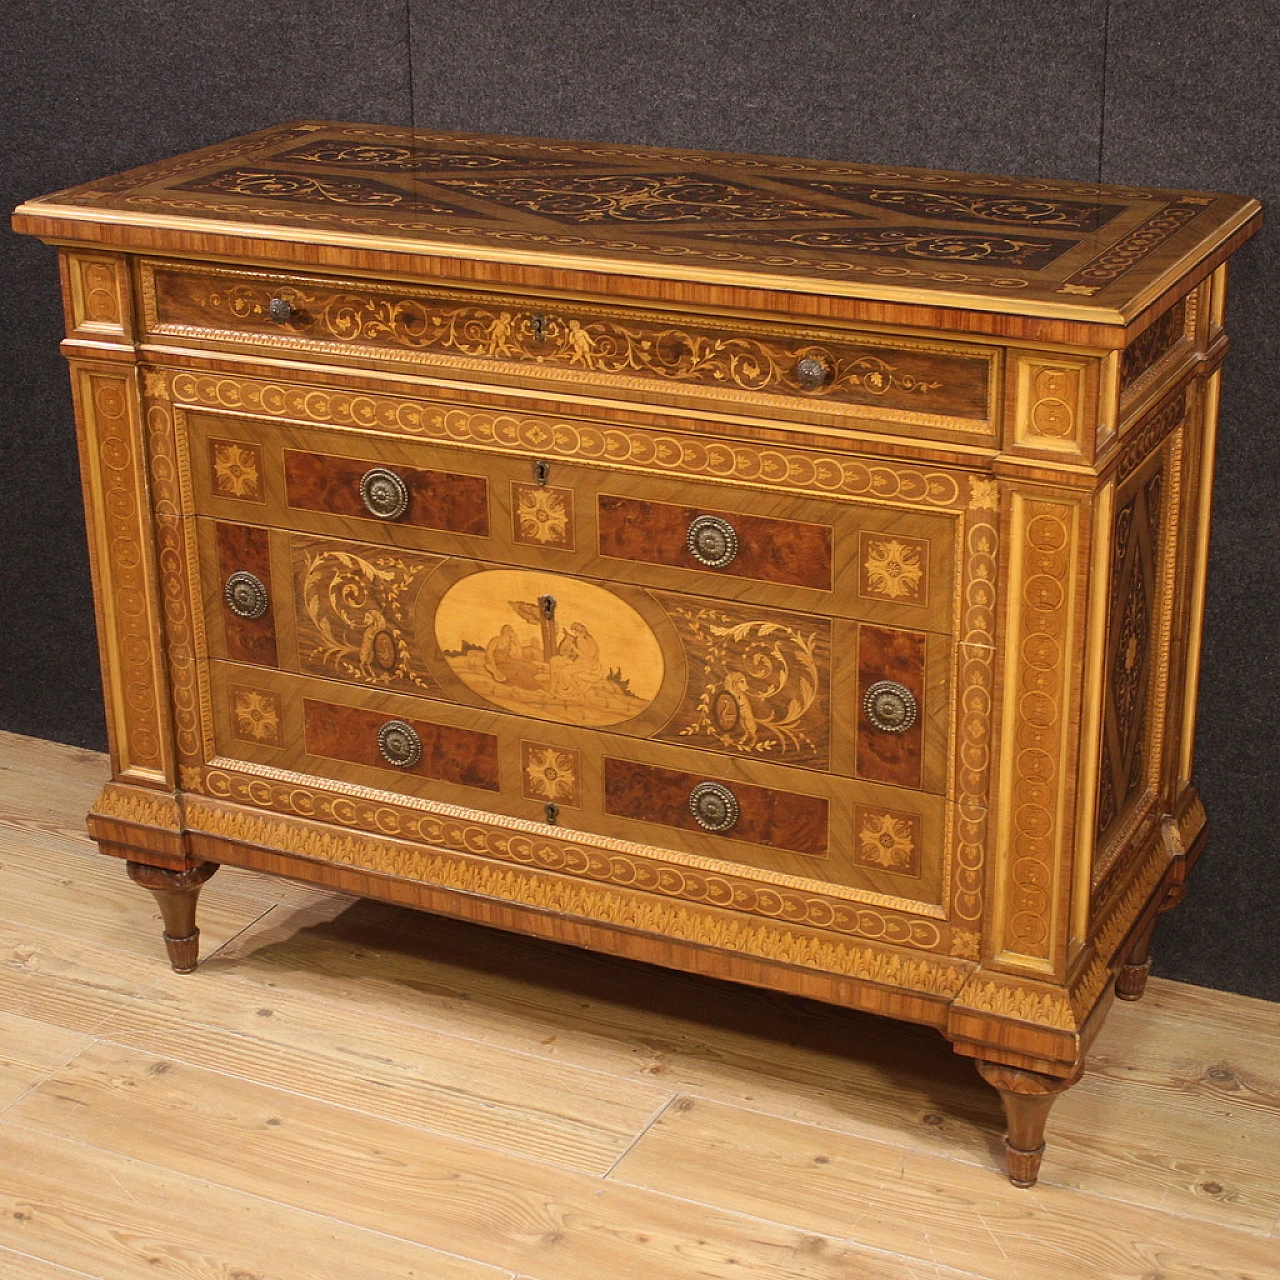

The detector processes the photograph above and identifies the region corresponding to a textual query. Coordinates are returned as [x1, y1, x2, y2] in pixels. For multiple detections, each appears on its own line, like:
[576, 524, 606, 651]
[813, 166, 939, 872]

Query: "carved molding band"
[184, 793, 968, 995]
[193, 765, 948, 950]
[168, 373, 966, 511]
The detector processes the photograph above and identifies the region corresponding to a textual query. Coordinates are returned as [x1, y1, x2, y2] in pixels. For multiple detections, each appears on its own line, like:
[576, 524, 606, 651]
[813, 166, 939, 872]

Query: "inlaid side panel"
[603, 758, 829, 857]
[598, 495, 833, 590]
[213, 522, 278, 667]
[991, 493, 1086, 975]
[1091, 405, 1186, 911]
[68, 363, 171, 784]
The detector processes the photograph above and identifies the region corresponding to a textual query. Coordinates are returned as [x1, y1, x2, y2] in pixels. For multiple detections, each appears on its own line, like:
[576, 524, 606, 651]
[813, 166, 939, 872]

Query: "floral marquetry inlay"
[210, 439, 263, 500]
[231, 686, 282, 745]
[855, 808, 921, 877]
[433, 172, 849, 225]
[511, 482, 574, 550]
[859, 534, 928, 603]
[521, 742, 582, 808]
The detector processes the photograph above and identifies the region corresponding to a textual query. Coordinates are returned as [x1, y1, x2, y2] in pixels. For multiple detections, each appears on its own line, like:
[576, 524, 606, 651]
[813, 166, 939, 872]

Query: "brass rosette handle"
[688, 780, 740, 833]
[377, 720, 422, 768]
[267, 295, 299, 323]
[359, 467, 410, 520]
[223, 571, 269, 620]
[686, 514, 739, 569]
[793, 355, 830, 390]
[863, 680, 918, 733]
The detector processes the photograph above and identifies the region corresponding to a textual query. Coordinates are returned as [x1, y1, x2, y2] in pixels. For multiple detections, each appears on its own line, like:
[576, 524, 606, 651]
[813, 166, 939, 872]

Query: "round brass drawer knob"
[686, 514, 739, 568]
[223, 571, 269, 620]
[794, 355, 830, 390]
[863, 680, 918, 733]
[689, 780, 740, 833]
[360, 467, 410, 520]
[377, 720, 422, 768]
[267, 296, 296, 323]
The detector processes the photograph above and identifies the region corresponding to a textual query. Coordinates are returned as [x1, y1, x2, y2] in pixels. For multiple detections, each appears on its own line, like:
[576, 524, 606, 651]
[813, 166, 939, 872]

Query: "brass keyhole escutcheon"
[863, 680, 918, 733]
[224, 571, 269, 620]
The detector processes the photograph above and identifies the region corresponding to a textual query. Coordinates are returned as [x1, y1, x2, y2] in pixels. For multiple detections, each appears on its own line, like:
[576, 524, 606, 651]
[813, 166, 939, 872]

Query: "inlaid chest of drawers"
[14, 122, 1261, 1185]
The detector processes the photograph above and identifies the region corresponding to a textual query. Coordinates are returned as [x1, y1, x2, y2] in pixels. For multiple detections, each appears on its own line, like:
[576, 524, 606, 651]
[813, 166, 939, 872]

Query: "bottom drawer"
[207, 661, 952, 914]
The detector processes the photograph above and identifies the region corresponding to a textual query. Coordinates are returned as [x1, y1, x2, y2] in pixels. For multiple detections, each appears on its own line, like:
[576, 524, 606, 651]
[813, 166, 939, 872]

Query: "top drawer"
[139, 259, 1000, 444]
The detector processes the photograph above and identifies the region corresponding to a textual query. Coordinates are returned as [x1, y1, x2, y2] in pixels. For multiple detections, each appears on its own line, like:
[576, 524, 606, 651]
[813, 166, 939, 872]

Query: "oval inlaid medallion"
[434, 569, 665, 726]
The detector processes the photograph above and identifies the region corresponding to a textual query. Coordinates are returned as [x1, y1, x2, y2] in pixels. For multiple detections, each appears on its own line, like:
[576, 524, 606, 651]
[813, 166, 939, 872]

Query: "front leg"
[126, 861, 219, 972]
[976, 1060, 1083, 1187]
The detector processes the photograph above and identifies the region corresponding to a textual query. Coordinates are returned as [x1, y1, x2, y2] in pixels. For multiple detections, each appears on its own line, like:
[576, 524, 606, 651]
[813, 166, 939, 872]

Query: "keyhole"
[531, 312, 547, 341]
[538, 593, 557, 620]
[544, 802, 559, 825]
[533, 458, 551, 486]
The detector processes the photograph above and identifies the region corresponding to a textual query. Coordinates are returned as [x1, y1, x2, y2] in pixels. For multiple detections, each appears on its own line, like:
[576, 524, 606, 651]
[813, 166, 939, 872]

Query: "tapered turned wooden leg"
[1116, 910, 1159, 1001]
[976, 1060, 1083, 1188]
[126, 861, 219, 973]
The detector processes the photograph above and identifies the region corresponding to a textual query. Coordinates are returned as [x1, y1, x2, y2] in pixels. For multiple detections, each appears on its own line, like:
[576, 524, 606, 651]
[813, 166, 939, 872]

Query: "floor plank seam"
[0, 1242, 101, 1280]
[0, 1037, 99, 1125]
[0, 1116, 520, 1277]
[600, 1092, 682, 1179]
[602, 1098, 1280, 1252]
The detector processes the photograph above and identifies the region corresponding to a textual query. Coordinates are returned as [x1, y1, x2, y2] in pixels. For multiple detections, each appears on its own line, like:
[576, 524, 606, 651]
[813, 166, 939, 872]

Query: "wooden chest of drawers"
[13, 122, 1261, 1186]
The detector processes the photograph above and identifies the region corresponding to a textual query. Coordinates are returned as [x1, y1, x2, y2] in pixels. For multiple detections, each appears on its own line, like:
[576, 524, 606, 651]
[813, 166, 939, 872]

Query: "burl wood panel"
[856, 625, 925, 789]
[303, 698, 500, 791]
[283, 450, 490, 536]
[598, 495, 833, 590]
[213, 522, 277, 667]
[603, 758, 829, 857]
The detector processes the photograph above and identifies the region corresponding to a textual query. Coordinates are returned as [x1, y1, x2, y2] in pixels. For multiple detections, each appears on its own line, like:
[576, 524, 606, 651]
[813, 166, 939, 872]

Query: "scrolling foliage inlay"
[151, 265, 988, 422]
[656, 595, 830, 769]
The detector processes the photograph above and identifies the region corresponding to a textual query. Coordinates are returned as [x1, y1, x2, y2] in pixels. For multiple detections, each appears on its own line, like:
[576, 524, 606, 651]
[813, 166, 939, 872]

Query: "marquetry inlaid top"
[14, 120, 1260, 323]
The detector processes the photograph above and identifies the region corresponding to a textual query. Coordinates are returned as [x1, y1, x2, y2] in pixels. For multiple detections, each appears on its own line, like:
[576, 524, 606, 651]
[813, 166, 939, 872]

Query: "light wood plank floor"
[0, 729, 1276, 1280]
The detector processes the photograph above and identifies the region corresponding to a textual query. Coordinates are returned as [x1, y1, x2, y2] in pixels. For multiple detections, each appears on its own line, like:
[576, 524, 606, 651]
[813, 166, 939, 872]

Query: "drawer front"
[188, 410, 959, 634]
[197, 519, 952, 796]
[207, 659, 950, 911]
[142, 259, 999, 443]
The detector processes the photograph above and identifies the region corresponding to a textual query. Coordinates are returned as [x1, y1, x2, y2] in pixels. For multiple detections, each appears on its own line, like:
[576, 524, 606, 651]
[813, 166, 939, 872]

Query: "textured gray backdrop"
[3, 1, 1275, 997]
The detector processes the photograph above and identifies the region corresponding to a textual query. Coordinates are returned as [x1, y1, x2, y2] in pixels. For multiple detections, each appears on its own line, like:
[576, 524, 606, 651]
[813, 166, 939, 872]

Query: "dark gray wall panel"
[410, 0, 1107, 178]
[1100, 1, 1279, 999]
[0, 0, 411, 748]
[2, 2, 1274, 999]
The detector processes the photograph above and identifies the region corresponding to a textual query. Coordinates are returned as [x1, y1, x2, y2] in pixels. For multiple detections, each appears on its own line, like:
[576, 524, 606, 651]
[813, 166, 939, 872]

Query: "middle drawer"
[188, 409, 958, 634]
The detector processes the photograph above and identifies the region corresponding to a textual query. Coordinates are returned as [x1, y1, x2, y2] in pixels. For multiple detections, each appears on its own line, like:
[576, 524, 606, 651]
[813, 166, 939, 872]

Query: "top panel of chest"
[14, 120, 1259, 326]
